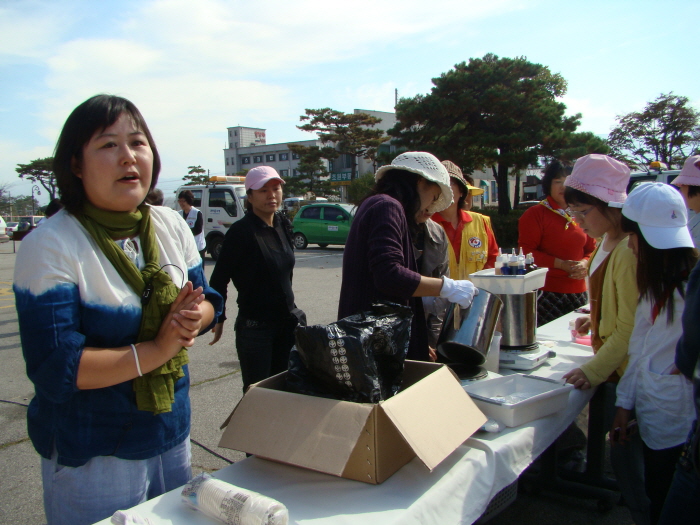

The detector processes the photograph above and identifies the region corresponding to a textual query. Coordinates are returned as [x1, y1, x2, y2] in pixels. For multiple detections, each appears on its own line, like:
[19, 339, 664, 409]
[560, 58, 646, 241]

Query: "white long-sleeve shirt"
[616, 291, 694, 450]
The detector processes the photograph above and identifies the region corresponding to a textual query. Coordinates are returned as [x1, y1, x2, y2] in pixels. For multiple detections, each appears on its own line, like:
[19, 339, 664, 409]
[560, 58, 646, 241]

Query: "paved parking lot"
[0, 241, 633, 524]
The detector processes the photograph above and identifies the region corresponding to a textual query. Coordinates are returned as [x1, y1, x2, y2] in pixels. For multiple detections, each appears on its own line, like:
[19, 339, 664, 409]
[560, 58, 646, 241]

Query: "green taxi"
[292, 203, 355, 249]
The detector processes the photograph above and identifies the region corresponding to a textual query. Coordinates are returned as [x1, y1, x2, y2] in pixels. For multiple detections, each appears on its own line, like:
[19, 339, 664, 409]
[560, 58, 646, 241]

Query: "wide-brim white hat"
[622, 182, 694, 249]
[375, 152, 453, 213]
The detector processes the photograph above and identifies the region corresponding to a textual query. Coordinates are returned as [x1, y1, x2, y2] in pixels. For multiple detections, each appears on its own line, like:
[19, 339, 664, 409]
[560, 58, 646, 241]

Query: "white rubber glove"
[439, 277, 479, 309]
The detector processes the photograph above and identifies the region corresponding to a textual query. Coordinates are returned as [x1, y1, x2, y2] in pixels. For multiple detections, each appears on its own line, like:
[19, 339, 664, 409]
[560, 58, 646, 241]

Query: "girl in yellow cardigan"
[562, 154, 648, 524]
[562, 154, 638, 389]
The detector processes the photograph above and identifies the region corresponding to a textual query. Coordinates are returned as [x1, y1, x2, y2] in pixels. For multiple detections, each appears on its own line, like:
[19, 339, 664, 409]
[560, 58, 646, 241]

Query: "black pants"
[235, 317, 296, 394]
[643, 442, 685, 525]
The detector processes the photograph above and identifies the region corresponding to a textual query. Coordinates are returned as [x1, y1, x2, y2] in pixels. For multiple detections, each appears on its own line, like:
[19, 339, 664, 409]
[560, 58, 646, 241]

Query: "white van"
[172, 176, 247, 260]
[627, 162, 680, 193]
[282, 196, 328, 214]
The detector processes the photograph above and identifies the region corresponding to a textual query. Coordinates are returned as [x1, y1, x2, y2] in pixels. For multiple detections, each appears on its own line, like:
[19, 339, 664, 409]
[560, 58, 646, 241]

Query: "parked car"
[12, 216, 45, 240]
[0, 217, 9, 243]
[282, 197, 329, 217]
[5, 221, 18, 239]
[292, 203, 355, 249]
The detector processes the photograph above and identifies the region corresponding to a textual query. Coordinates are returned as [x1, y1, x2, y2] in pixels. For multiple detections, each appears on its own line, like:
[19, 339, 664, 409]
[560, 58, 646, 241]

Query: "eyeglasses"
[566, 207, 594, 220]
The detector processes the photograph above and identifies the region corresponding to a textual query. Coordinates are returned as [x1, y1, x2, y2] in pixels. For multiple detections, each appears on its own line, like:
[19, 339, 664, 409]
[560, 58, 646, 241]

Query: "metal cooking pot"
[497, 291, 538, 348]
[437, 288, 503, 366]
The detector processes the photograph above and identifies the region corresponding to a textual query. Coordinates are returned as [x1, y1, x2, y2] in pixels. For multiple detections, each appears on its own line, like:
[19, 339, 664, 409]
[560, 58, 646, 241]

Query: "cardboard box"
[219, 361, 487, 484]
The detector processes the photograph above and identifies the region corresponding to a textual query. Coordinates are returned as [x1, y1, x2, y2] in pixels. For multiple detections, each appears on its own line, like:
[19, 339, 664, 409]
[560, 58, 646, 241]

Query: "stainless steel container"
[496, 291, 538, 348]
[437, 288, 503, 366]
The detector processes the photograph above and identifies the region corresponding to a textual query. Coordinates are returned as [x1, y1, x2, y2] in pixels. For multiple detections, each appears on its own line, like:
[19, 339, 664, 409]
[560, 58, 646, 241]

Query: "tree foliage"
[374, 146, 408, 169]
[298, 108, 386, 181]
[183, 165, 209, 185]
[0, 194, 40, 218]
[283, 145, 337, 198]
[390, 53, 581, 214]
[347, 172, 375, 204]
[15, 157, 58, 199]
[607, 93, 700, 170]
[542, 131, 610, 165]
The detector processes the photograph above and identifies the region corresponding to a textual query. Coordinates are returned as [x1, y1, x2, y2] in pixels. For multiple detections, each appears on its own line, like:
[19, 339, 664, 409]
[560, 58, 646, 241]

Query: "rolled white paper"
[181, 473, 289, 525]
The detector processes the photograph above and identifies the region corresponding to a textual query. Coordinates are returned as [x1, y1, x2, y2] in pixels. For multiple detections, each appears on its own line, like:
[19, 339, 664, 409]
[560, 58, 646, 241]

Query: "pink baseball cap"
[564, 154, 630, 208]
[245, 166, 285, 191]
[671, 155, 700, 187]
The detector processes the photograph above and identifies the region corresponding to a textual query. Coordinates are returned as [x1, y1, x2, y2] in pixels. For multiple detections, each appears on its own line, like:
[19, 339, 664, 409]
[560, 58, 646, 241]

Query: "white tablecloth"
[96, 310, 595, 525]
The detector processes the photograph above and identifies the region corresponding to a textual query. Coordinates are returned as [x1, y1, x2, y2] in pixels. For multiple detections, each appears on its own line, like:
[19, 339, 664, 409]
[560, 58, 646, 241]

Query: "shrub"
[475, 207, 526, 253]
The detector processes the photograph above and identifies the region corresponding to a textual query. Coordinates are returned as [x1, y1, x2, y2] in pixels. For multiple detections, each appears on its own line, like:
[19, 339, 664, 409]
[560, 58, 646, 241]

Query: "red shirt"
[432, 209, 499, 268]
[518, 196, 596, 294]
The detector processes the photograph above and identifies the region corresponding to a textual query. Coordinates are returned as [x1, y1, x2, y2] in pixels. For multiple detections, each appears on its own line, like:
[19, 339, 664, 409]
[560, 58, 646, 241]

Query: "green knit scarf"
[78, 202, 188, 414]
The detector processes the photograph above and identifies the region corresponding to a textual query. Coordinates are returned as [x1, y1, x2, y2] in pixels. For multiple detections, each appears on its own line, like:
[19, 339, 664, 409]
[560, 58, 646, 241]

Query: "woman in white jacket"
[612, 182, 698, 525]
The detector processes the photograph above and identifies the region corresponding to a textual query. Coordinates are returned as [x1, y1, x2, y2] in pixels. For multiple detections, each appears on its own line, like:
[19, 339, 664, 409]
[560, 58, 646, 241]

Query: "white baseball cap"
[375, 152, 453, 213]
[622, 182, 694, 249]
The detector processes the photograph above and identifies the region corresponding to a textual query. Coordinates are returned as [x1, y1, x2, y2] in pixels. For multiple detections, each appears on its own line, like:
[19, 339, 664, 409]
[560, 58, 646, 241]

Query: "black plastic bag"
[287, 303, 412, 403]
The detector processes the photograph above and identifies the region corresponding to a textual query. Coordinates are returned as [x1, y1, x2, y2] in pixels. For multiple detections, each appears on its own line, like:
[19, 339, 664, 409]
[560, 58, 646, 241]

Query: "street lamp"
[31, 185, 41, 215]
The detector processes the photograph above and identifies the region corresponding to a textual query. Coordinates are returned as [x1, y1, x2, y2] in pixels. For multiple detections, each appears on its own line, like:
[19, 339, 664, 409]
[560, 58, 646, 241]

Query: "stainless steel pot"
[496, 291, 538, 348]
[437, 288, 503, 366]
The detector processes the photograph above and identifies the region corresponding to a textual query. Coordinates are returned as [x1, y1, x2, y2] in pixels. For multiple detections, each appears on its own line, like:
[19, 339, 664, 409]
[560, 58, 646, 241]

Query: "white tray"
[469, 268, 548, 295]
[463, 374, 573, 427]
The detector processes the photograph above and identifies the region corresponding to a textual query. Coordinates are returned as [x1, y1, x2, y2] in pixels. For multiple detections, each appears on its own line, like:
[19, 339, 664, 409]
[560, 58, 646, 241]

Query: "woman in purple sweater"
[338, 152, 478, 361]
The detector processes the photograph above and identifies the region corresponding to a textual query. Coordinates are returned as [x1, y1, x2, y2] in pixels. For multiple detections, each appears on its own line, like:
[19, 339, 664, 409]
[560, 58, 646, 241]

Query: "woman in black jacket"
[209, 166, 302, 393]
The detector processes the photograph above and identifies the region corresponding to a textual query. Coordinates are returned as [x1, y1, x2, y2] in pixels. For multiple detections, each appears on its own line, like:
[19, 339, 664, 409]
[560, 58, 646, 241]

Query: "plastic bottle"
[517, 248, 526, 275]
[495, 248, 504, 275]
[508, 251, 519, 275]
[525, 253, 538, 274]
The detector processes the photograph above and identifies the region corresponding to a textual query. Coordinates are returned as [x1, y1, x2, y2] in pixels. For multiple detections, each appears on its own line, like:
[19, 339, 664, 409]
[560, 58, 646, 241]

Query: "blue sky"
[1, 0, 698, 204]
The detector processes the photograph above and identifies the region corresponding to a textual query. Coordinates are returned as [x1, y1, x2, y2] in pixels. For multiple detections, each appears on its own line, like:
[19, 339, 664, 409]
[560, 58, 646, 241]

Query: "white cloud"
[0, 1, 75, 60]
[0, 0, 532, 191]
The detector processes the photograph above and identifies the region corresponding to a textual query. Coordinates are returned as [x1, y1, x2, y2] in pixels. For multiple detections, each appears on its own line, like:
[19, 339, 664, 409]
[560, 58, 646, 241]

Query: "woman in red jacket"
[519, 160, 596, 326]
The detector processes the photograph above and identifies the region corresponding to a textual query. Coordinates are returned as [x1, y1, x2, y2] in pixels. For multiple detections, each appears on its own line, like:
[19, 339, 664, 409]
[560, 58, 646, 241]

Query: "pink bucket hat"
[564, 154, 630, 207]
[671, 155, 700, 187]
[245, 166, 284, 191]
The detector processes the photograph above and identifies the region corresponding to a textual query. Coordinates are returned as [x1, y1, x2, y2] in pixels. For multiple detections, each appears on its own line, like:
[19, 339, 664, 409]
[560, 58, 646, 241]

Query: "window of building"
[279, 153, 289, 161]
[209, 189, 237, 217]
[230, 158, 234, 166]
[280, 169, 289, 177]
[491, 181, 498, 202]
[292, 169, 298, 176]
[226, 158, 229, 166]
[242, 156, 250, 164]
[266, 154, 275, 162]
[253, 155, 262, 163]
[234, 131, 238, 136]
[291, 152, 300, 160]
